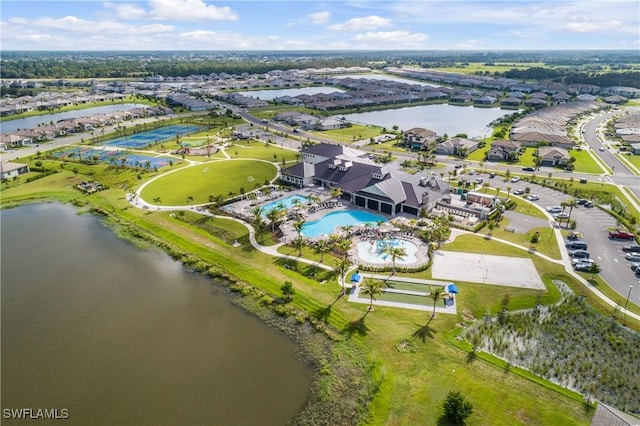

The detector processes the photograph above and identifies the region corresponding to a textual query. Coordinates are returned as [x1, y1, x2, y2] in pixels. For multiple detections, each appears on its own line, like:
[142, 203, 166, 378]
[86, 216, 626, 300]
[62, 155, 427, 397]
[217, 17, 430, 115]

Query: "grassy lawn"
[309, 124, 385, 144]
[248, 105, 324, 119]
[479, 223, 562, 260]
[617, 152, 640, 170]
[140, 159, 277, 205]
[519, 147, 537, 167]
[431, 62, 548, 75]
[1, 153, 607, 425]
[568, 149, 606, 174]
[466, 144, 490, 161]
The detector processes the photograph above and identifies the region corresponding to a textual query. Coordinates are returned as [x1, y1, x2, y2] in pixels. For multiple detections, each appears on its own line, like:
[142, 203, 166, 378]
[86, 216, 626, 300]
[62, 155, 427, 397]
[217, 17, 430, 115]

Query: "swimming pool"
[261, 194, 308, 216]
[301, 210, 386, 237]
[356, 238, 418, 264]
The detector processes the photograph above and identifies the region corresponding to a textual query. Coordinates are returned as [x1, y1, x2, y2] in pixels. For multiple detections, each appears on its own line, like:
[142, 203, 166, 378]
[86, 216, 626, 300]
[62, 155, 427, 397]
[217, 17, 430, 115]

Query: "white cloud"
[149, 0, 237, 21]
[560, 19, 623, 33]
[6, 15, 172, 36]
[351, 31, 428, 48]
[328, 15, 391, 31]
[307, 11, 330, 24]
[451, 39, 482, 49]
[103, 2, 147, 20]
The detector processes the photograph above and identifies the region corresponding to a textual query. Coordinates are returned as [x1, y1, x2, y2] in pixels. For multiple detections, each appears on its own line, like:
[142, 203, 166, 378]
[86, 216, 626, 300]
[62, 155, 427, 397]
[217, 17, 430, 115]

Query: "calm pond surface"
[1, 203, 311, 425]
[0, 104, 148, 134]
[238, 86, 344, 100]
[343, 104, 518, 139]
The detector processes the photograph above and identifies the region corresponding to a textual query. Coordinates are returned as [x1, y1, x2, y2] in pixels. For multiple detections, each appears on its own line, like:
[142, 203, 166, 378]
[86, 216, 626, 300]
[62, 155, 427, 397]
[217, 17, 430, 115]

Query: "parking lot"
[504, 179, 638, 299]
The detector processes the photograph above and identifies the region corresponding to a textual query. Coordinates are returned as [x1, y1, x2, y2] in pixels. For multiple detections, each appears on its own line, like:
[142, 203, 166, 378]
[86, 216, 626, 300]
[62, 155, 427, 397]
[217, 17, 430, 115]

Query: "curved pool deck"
[351, 236, 430, 267]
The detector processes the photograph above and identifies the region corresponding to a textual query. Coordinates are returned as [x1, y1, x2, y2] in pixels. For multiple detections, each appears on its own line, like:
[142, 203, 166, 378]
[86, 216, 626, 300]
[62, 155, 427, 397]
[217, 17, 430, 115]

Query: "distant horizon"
[2, 48, 639, 53]
[1, 1, 638, 51]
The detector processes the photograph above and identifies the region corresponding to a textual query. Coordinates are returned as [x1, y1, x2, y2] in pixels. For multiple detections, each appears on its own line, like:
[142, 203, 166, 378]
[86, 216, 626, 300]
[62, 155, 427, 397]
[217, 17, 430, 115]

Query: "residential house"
[501, 97, 522, 107]
[0, 162, 30, 180]
[629, 143, 640, 155]
[436, 137, 479, 156]
[538, 146, 570, 167]
[487, 139, 521, 161]
[0, 133, 33, 149]
[402, 127, 437, 151]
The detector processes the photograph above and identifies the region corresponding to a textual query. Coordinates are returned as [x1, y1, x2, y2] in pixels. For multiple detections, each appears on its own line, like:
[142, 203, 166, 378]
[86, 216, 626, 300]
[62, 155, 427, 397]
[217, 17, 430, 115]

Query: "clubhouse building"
[280, 143, 451, 217]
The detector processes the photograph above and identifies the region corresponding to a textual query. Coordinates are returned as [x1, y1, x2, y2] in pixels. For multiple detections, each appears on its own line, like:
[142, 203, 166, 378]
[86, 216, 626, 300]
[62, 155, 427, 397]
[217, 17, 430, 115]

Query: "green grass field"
[226, 141, 299, 162]
[309, 124, 385, 144]
[569, 149, 606, 174]
[431, 62, 548, 75]
[140, 159, 277, 205]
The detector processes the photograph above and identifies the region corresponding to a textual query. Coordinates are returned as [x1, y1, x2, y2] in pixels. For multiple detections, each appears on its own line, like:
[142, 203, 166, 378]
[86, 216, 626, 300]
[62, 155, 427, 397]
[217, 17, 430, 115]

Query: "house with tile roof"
[402, 127, 437, 151]
[538, 146, 570, 167]
[487, 139, 521, 161]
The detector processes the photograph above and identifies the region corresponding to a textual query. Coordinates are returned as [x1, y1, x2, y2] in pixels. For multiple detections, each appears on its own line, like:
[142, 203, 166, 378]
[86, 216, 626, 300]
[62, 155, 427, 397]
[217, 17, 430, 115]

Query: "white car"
[546, 206, 562, 213]
[510, 177, 521, 183]
[526, 195, 540, 201]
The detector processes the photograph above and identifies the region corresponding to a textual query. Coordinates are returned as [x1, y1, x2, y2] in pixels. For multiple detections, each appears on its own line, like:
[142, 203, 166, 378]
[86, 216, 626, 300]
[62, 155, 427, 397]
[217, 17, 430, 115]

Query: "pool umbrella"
[447, 284, 459, 294]
[350, 273, 362, 284]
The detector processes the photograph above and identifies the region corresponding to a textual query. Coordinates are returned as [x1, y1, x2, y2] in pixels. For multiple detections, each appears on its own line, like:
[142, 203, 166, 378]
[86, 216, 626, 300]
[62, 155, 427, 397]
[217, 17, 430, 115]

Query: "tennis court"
[104, 125, 204, 149]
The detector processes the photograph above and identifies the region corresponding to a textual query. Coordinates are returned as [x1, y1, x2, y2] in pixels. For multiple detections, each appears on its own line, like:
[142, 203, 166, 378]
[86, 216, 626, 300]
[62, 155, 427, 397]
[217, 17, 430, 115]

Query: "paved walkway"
[127, 190, 640, 322]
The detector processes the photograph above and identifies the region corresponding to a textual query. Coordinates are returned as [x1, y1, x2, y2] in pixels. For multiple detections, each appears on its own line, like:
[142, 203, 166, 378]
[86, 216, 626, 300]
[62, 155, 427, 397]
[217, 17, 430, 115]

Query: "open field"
[569, 149, 606, 174]
[140, 159, 277, 206]
[430, 62, 548, 75]
[309, 124, 385, 144]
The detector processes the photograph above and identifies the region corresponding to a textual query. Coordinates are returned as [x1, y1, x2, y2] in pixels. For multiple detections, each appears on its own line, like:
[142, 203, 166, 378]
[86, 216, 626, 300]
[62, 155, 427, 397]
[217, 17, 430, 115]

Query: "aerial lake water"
[343, 104, 517, 139]
[1, 203, 311, 425]
[0, 103, 149, 134]
[238, 86, 345, 100]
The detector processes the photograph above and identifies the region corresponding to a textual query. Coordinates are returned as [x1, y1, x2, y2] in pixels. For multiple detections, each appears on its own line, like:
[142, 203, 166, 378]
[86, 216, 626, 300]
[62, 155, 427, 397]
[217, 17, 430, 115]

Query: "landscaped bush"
[465, 283, 640, 414]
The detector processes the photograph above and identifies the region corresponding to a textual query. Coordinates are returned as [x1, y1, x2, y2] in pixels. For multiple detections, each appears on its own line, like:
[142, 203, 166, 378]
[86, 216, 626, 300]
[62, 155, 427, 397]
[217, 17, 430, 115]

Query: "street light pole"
[623, 285, 633, 326]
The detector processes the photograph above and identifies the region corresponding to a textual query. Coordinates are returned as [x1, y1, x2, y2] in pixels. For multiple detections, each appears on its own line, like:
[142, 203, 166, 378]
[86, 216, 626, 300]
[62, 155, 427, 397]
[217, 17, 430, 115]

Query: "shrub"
[443, 391, 474, 424]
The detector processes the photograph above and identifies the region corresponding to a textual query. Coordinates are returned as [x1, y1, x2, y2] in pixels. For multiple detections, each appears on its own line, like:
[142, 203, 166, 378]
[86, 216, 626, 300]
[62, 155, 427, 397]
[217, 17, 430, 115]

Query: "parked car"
[554, 213, 570, 220]
[609, 230, 635, 240]
[635, 269, 640, 278]
[566, 241, 588, 250]
[511, 177, 521, 183]
[568, 249, 590, 259]
[629, 262, 640, 272]
[567, 231, 581, 240]
[489, 172, 496, 178]
[571, 258, 594, 266]
[454, 164, 462, 169]
[474, 178, 483, 184]
[526, 194, 539, 201]
[574, 262, 593, 272]
[622, 244, 640, 253]
[513, 189, 524, 195]
[546, 206, 562, 213]
[522, 167, 535, 172]
[583, 201, 594, 208]
[625, 253, 640, 262]
[468, 169, 476, 175]
[577, 199, 588, 205]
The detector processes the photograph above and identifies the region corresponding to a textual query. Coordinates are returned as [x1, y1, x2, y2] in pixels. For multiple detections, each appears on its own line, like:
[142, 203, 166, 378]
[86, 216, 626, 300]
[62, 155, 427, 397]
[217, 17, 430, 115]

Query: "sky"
[1, 0, 639, 51]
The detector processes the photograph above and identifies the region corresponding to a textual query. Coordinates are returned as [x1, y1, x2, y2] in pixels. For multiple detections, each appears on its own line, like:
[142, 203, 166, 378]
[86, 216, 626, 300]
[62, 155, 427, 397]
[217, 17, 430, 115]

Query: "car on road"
[526, 194, 539, 201]
[609, 230, 635, 240]
[546, 206, 562, 213]
[292, 128, 301, 133]
[622, 244, 640, 253]
[625, 253, 640, 262]
[599, 147, 605, 151]
[522, 167, 535, 172]
[513, 189, 524, 195]
[568, 249, 590, 259]
[510, 176, 521, 183]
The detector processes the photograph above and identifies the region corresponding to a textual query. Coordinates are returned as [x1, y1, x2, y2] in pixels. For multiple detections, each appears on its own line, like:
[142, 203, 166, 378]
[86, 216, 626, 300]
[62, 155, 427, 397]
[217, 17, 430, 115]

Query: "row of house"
[0, 92, 128, 117]
[613, 112, 640, 155]
[485, 139, 571, 166]
[0, 106, 171, 149]
[272, 111, 349, 131]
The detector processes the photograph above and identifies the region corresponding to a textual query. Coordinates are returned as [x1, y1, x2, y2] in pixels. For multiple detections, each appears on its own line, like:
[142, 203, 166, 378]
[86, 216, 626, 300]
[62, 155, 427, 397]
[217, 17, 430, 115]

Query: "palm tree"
[315, 239, 329, 263]
[428, 286, 445, 322]
[330, 187, 343, 200]
[566, 198, 577, 223]
[266, 207, 284, 235]
[342, 224, 354, 236]
[506, 186, 512, 199]
[293, 236, 305, 257]
[383, 246, 407, 274]
[335, 239, 353, 261]
[333, 258, 350, 294]
[292, 219, 305, 237]
[360, 278, 387, 311]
